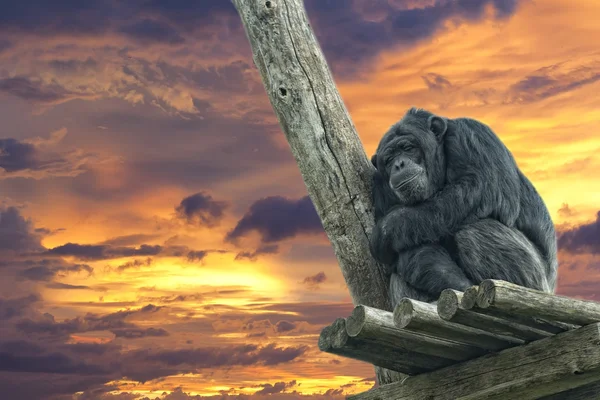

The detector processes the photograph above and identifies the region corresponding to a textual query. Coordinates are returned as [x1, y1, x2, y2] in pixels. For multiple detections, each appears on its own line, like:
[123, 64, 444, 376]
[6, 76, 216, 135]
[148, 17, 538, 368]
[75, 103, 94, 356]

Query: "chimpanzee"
[369, 107, 557, 305]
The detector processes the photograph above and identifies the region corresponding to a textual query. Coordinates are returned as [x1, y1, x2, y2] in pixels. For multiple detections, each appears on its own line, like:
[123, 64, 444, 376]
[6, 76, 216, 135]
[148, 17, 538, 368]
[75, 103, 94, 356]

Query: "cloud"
[16, 304, 163, 339]
[111, 327, 169, 339]
[0, 134, 101, 180]
[255, 380, 297, 395]
[0, 294, 40, 320]
[0, 349, 108, 375]
[302, 272, 328, 289]
[45, 282, 91, 290]
[17, 261, 93, 282]
[0, 206, 44, 253]
[274, 321, 296, 333]
[100, 234, 162, 247]
[131, 343, 308, 369]
[176, 192, 228, 227]
[45, 243, 163, 260]
[422, 73, 453, 91]
[226, 196, 323, 244]
[114, 257, 153, 272]
[118, 19, 185, 45]
[306, 0, 523, 77]
[235, 244, 279, 261]
[558, 211, 600, 254]
[0, 77, 80, 104]
[506, 61, 600, 103]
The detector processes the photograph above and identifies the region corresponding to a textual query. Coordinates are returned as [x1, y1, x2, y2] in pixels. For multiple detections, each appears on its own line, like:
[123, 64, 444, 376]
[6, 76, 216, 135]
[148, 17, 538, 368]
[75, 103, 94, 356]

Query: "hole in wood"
[278, 87, 287, 97]
[265, 1, 272, 8]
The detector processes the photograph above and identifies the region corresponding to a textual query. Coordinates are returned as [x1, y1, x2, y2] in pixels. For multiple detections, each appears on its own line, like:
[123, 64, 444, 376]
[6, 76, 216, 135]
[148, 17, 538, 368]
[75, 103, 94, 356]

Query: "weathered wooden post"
[230, 0, 404, 384]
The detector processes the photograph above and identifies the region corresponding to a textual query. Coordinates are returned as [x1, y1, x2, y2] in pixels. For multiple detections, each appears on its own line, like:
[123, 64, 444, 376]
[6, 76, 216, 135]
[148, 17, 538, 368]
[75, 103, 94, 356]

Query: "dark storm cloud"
[274, 321, 296, 333]
[0, 294, 40, 320]
[0, 136, 95, 178]
[111, 327, 169, 339]
[16, 304, 162, 338]
[305, 0, 523, 77]
[0, 206, 44, 253]
[45, 242, 162, 260]
[114, 257, 153, 272]
[0, 77, 79, 103]
[17, 261, 92, 282]
[118, 19, 185, 45]
[132, 343, 308, 369]
[302, 272, 327, 287]
[176, 192, 228, 226]
[235, 244, 280, 261]
[255, 380, 297, 395]
[0, 0, 236, 37]
[0, 0, 115, 35]
[558, 211, 600, 254]
[141, 0, 238, 30]
[187, 250, 208, 262]
[507, 64, 600, 103]
[0, 138, 38, 172]
[226, 196, 323, 244]
[0, 349, 108, 375]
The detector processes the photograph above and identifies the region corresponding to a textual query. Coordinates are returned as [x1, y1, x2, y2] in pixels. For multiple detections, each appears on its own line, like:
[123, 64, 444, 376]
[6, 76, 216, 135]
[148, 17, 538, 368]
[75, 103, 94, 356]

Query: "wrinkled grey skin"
[369, 107, 558, 306]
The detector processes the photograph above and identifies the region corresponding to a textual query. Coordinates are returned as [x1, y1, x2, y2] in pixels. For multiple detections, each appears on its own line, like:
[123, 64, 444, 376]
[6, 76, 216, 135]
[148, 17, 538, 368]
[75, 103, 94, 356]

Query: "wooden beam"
[437, 288, 547, 342]
[539, 381, 600, 399]
[230, 0, 400, 385]
[318, 316, 453, 375]
[461, 285, 479, 309]
[348, 323, 600, 400]
[394, 297, 520, 351]
[478, 280, 600, 326]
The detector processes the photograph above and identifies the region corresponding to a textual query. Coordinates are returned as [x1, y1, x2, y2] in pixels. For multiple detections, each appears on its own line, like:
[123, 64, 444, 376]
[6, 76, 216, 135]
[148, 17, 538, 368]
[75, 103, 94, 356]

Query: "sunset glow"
[0, 0, 599, 399]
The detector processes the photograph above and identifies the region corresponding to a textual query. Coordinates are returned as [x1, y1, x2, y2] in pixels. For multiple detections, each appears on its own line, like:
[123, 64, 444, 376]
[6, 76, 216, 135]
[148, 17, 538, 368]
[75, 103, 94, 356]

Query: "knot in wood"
[264, 1, 275, 10]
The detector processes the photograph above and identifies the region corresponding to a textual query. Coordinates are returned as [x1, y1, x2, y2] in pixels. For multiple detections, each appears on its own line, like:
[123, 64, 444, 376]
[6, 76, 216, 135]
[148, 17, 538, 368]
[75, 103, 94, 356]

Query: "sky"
[0, 0, 599, 398]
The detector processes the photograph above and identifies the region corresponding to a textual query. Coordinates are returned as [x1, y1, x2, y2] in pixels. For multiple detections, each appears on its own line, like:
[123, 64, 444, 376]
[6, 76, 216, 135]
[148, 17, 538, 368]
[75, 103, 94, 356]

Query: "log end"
[461, 285, 480, 310]
[346, 306, 367, 337]
[437, 289, 462, 320]
[393, 298, 415, 329]
[319, 317, 348, 351]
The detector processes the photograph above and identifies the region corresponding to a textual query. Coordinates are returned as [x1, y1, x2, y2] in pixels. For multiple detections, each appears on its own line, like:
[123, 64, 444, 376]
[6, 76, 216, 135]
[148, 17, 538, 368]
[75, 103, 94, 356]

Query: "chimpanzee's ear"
[371, 154, 378, 169]
[428, 115, 447, 142]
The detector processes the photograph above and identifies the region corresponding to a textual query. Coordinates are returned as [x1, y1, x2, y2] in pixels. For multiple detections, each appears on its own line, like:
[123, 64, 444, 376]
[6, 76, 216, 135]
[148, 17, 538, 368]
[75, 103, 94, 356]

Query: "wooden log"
[231, 0, 400, 385]
[459, 283, 578, 334]
[394, 298, 519, 351]
[478, 279, 600, 326]
[539, 381, 600, 399]
[437, 288, 546, 342]
[461, 285, 479, 309]
[345, 306, 488, 361]
[318, 316, 453, 375]
[348, 323, 600, 400]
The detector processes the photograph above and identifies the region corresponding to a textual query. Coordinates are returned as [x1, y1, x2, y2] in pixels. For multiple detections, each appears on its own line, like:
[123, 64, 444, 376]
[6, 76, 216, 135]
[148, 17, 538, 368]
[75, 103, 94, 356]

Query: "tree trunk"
[231, 0, 403, 384]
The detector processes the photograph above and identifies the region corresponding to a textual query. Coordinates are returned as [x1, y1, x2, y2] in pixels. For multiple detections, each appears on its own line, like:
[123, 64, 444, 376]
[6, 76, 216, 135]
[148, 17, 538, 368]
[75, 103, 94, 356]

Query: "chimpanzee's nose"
[394, 160, 405, 169]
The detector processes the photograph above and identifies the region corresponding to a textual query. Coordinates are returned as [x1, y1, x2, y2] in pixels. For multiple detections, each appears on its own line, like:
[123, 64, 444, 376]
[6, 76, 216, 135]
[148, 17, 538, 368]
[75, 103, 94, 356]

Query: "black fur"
[370, 107, 558, 306]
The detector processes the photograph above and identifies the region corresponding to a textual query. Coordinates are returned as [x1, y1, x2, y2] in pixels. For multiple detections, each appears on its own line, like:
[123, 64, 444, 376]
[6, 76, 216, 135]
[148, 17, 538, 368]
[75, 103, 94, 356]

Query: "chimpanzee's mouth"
[393, 173, 420, 190]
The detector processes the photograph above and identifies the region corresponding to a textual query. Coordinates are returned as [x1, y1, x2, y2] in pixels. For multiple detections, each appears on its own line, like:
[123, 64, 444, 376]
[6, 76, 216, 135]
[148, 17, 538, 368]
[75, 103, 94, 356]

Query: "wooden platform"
[318, 280, 600, 399]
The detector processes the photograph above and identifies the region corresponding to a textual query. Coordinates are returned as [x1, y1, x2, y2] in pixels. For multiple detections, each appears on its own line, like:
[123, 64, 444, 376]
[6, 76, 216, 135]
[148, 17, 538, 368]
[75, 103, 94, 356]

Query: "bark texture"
[231, 0, 401, 384]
